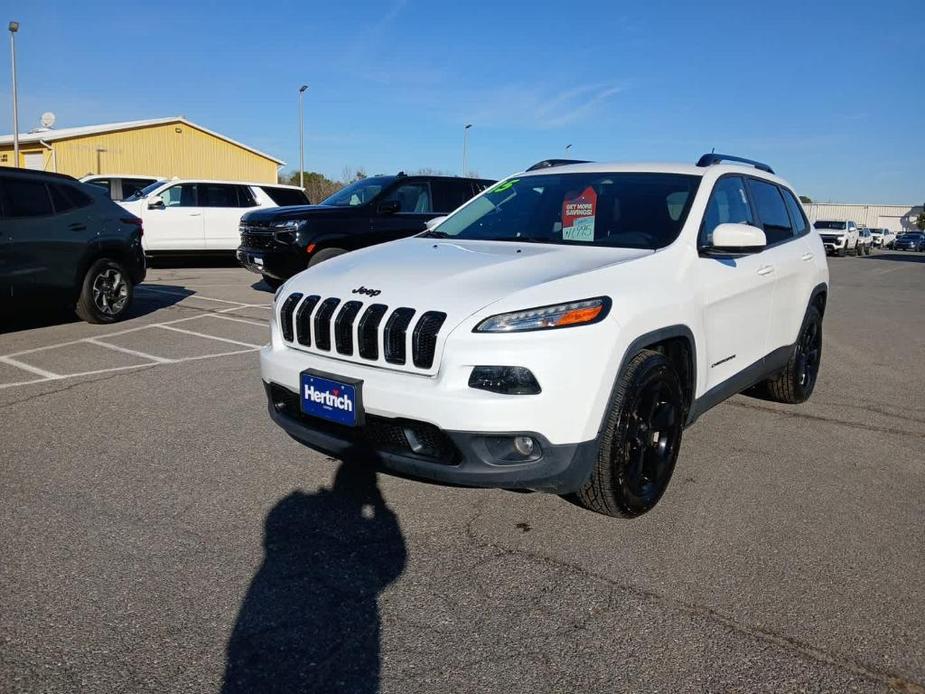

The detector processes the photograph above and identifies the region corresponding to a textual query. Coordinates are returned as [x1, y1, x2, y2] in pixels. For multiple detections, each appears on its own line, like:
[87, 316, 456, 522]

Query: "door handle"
[801, 252, 814, 262]
[757, 265, 775, 276]
[188, 212, 202, 217]
[68, 223, 87, 231]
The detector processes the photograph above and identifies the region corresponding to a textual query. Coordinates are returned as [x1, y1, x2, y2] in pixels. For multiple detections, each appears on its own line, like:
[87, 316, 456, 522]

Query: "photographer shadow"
[223, 459, 406, 694]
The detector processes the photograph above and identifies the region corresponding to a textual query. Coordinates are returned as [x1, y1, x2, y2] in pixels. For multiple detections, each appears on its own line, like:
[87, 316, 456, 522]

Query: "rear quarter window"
[261, 186, 310, 206]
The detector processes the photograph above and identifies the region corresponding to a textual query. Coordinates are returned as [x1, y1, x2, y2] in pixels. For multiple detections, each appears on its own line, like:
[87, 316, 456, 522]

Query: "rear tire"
[762, 305, 823, 404]
[308, 248, 347, 267]
[75, 258, 134, 324]
[574, 350, 684, 518]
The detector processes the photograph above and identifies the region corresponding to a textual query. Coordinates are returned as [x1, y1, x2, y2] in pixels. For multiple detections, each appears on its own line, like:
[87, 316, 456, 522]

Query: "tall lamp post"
[298, 84, 308, 190]
[9, 20, 20, 168]
[462, 123, 472, 176]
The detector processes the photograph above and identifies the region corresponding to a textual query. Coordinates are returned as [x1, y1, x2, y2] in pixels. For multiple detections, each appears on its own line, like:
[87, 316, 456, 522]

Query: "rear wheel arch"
[74, 242, 137, 301]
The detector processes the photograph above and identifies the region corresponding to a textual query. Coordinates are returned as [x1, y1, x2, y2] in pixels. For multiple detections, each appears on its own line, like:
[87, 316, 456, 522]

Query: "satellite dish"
[40, 112, 56, 128]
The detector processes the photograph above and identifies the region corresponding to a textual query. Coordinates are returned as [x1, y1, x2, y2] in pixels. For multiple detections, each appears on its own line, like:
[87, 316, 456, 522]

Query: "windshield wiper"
[419, 230, 450, 238]
[481, 235, 549, 244]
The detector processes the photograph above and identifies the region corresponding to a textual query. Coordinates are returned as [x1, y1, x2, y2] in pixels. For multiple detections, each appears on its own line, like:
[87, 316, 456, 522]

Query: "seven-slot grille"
[278, 292, 447, 371]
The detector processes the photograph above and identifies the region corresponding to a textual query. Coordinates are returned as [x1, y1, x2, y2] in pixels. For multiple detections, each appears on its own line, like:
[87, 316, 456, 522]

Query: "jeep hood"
[283, 237, 652, 321]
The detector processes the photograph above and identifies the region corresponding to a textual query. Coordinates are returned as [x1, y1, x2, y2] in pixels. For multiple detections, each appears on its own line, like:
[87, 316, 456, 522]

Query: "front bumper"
[821, 237, 847, 253]
[237, 246, 306, 280]
[264, 381, 598, 493]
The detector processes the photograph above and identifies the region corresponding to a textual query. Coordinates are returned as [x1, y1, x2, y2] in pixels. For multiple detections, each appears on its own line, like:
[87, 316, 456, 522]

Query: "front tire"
[574, 350, 684, 518]
[837, 247, 846, 257]
[762, 305, 823, 404]
[75, 258, 134, 324]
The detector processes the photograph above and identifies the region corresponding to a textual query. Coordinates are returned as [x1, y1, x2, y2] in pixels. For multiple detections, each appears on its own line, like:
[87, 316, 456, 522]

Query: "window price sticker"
[562, 186, 597, 242]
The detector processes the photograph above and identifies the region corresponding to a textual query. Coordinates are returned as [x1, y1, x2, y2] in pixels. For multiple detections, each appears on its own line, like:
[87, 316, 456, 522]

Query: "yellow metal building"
[0, 117, 284, 183]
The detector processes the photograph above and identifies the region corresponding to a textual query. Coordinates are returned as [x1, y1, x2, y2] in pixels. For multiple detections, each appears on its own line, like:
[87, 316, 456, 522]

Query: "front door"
[143, 183, 205, 251]
[696, 175, 776, 390]
[370, 180, 435, 241]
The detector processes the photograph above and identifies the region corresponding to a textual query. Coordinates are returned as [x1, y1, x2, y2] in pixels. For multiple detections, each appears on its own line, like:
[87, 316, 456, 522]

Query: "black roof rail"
[526, 158, 591, 172]
[696, 153, 774, 174]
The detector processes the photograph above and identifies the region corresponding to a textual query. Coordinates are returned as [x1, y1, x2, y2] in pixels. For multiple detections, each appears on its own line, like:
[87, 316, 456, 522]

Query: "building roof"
[0, 116, 285, 165]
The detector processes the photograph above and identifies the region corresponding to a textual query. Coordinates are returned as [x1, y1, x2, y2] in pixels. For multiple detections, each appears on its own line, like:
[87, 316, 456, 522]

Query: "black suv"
[237, 173, 494, 288]
[0, 169, 146, 323]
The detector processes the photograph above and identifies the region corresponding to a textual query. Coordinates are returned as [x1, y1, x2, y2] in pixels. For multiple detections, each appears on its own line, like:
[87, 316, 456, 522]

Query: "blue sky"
[2, 0, 923, 203]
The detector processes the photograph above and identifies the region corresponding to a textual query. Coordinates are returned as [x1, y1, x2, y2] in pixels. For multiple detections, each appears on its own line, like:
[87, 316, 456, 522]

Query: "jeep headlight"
[474, 297, 611, 333]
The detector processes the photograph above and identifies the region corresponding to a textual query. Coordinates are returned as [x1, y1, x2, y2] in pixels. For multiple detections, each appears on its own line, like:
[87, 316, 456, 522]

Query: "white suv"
[813, 219, 860, 256]
[260, 155, 829, 517]
[119, 179, 308, 253]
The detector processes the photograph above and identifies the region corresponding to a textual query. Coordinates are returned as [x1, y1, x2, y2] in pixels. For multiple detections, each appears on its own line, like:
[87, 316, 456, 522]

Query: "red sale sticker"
[562, 186, 597, 242]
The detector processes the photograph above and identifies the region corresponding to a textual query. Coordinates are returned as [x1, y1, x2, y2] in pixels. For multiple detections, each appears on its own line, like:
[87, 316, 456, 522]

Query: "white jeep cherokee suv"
[260, 154, 829, 517]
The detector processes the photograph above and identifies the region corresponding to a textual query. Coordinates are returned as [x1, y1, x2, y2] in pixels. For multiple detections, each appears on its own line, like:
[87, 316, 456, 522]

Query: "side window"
[781, 188, 808, 236]
[86, 179, 111, 197]
[120, 178, 153, 200]
[63, 185, 94, 209]
[49, 184, 77, 214]
[700, 176, 754, 246]
[1, 178, 55, 217]
[431, 180, 472, 212]
[236, 186, 258, 207]
[381, 182, 432, 213]
[748, 178, 793, 245]
[159, 184, 198, 207]
[197, 183, 239, 208]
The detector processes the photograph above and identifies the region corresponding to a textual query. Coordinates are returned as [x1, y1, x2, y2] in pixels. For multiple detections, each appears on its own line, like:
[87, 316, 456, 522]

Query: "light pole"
[462, 123, 472, 176]
[299, 85, 308, 190]
[565, 143, 572, 157]
[9, 20, 20, 168]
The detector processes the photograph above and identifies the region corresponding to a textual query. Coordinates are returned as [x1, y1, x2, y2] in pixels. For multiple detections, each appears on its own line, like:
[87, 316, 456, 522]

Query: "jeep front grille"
[277, 293, 448, 372]
[313, 298, 341, 351]
[383, 308, 416, 365]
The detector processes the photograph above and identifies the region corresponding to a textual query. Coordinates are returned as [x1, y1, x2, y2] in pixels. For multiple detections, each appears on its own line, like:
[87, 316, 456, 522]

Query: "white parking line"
[0, 355, 62, 379]
[0, 348, 260, 391]
[0, 289, 271, 391]
[155, 324, 263, 348]
[86, 338, 174, 364]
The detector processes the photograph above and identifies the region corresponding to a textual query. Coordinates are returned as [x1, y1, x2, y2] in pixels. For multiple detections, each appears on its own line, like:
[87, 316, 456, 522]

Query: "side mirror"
[147, 197, 165, 210]
[707, 223, 766, 253]
[377, 200, 400, 215]
[425, 215, 447, 230]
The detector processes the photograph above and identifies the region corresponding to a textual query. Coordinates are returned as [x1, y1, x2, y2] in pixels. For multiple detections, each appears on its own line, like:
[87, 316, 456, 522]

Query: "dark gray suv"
[0, 169, 146, 323]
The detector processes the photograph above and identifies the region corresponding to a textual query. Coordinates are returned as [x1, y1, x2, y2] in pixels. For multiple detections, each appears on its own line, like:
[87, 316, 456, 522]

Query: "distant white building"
[804, 202, 922, 232]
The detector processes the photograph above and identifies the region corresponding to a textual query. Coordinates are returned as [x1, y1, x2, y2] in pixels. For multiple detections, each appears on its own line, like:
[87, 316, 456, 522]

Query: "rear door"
[0, 175, 84, 299]
[695, 175, 776, 389]
[370, 179, 435, 240]
[201, 184, 258, 250]
[746, 178, 815, 351]
[143, 183, 205, 251]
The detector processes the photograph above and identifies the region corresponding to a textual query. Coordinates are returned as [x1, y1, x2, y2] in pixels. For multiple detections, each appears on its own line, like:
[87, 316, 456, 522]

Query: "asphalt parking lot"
[1, 251, 923, 693]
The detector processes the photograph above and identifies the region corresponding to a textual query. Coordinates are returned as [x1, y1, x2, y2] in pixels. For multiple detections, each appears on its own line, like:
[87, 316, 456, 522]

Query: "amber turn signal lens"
[556, 304, 604, 326]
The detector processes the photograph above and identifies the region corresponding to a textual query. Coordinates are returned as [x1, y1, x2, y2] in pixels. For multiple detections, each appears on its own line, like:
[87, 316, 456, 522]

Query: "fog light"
[483, 435, 543, 463]
[469, 366, 541, 395]
[514, 436, 535, 457]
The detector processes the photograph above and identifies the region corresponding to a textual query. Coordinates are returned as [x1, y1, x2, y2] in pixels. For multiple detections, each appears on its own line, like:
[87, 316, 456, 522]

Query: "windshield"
[900, 233, 923, 239]
[814, 221, 847, 230]
[426, 173, 701, 250]
[125, 180, 166, 201]
[321, 176, 394, 207]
